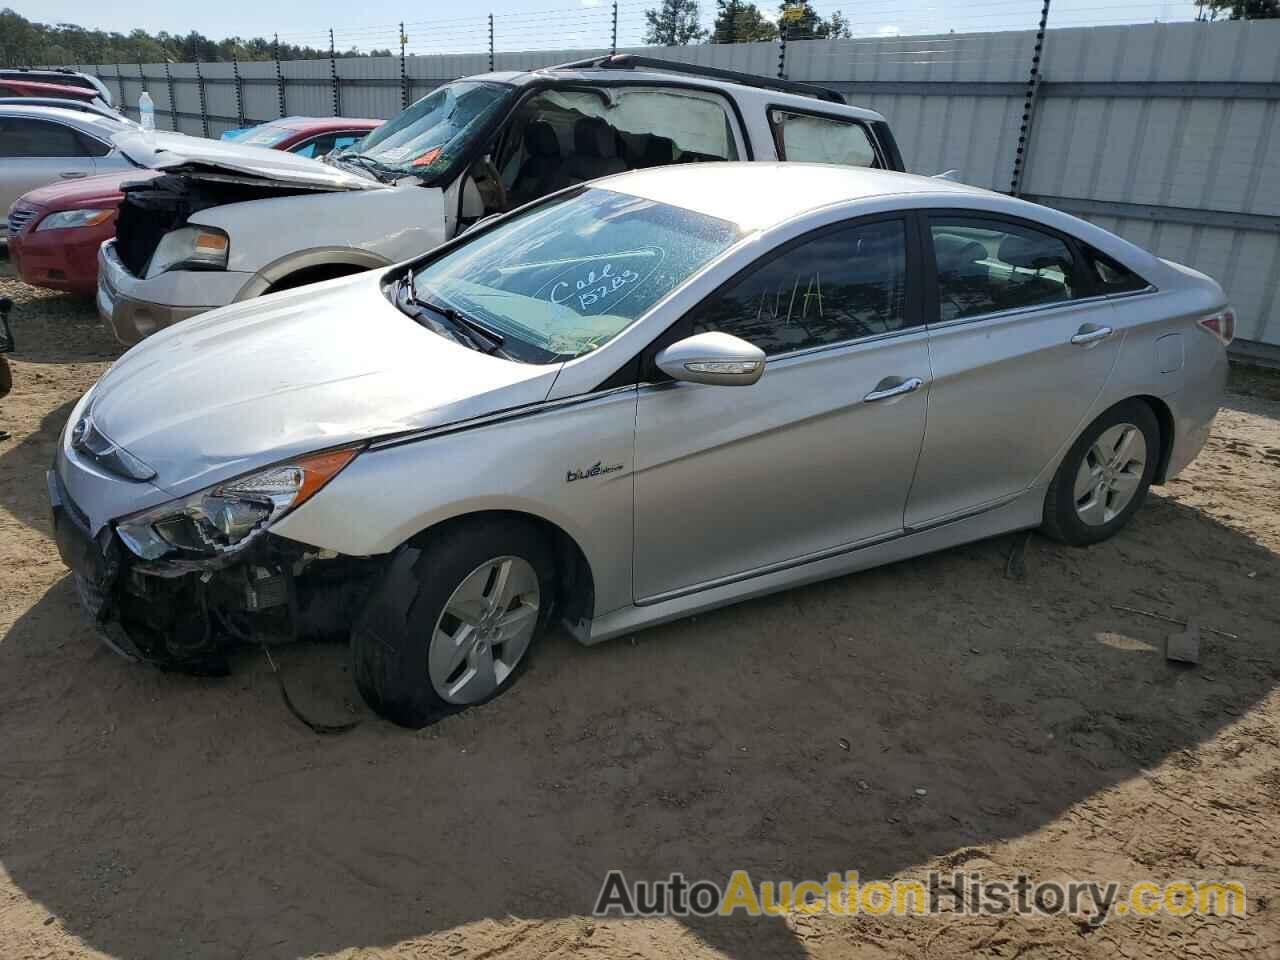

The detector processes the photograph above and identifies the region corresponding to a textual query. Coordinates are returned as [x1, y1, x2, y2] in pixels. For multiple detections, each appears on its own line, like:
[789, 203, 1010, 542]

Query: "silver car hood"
[88, 272, 561, 498]
[113, 130, 382, 191]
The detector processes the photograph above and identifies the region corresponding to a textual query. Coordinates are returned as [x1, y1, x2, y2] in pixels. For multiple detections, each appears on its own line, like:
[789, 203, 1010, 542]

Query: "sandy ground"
[1, 264, 1278, 960]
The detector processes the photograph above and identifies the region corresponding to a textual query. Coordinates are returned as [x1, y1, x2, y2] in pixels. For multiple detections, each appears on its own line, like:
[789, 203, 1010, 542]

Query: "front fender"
[270, 386, 638, 619]
[233, 246, 394, 300]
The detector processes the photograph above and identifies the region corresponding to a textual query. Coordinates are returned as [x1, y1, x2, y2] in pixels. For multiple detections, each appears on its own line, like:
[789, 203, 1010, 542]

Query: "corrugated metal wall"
[91, 19, 1280, 349]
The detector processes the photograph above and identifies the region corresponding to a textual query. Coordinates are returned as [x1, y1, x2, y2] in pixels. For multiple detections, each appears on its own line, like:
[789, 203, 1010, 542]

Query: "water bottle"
[139, 91, 155, 139]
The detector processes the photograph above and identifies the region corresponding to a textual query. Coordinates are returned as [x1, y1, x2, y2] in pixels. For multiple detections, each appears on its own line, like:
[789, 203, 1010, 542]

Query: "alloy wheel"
[428, 556, 540, 704]
[1073, 423, 1147, 526]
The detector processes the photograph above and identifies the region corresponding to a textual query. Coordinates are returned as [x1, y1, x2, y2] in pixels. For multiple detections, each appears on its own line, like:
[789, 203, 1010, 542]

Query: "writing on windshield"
[410, 189, 741, 363]
[532, 248, 665, 316]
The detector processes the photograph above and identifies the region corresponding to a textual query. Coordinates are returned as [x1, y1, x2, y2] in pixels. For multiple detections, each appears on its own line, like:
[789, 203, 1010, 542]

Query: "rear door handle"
[60, 171, 88, 179]
[864, 376, 924, 402]
[1071, 324, 1113, 345]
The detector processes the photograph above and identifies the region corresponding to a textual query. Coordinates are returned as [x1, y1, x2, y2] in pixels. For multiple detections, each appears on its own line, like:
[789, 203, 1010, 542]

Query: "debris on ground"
[1111, 603, 1239, 640]
[1005, 530, 1032, 580]
[1166, 620, 1202, 665]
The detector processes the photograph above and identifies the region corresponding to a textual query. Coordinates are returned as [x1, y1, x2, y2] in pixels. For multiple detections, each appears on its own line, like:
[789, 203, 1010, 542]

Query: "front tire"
[1041, 400, 1160, 546]
[351, 518, 554, 728]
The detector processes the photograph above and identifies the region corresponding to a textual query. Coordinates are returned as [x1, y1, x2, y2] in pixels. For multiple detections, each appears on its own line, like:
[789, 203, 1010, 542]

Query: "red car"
[0, 78, 101, 102]
[7, 116, 380, 296]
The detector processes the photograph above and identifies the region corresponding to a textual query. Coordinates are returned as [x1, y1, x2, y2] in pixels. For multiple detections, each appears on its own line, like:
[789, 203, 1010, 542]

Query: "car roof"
[468, 67, 884, 123]
[0, 103, 128, 135]
[597, 162, 990, 231]
[263, 116, 382, 132]
[591, 161, 1170, 281]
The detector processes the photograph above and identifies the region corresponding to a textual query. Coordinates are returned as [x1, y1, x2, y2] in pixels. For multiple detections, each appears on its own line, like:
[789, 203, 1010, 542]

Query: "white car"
[95, 55, 906, 344]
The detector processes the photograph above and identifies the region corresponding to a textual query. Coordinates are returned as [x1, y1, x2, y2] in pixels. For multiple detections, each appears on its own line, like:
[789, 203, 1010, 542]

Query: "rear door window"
[769, 110, 878, 168]
[929, 216, 1083, 322]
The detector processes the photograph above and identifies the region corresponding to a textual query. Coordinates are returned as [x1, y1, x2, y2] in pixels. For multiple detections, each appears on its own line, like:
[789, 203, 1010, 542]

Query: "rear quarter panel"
[1032, 275, 1228, 488]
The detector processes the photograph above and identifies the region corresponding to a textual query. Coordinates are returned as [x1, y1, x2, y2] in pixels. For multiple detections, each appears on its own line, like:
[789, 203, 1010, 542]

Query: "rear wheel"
[351, 518, 554, 728]
[1041, 400, 1160, 546]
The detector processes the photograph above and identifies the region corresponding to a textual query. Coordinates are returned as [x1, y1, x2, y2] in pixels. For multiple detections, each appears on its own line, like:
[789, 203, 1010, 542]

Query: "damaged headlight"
[116, 446, 360, 560]
[145, 226, 229, 279]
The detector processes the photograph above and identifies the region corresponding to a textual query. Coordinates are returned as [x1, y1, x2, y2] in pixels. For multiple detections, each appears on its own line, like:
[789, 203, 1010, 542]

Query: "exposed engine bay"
[114, 170, 349, 277]
[73, 525, 382, 676]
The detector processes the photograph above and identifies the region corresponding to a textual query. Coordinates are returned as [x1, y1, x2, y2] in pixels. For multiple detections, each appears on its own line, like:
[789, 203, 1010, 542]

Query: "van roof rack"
[544, 54, 845, 105]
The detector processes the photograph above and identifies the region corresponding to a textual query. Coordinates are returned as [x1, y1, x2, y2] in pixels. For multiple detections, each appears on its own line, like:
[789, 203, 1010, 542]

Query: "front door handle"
[864, 376, 924, 402]
[60, 171, 88, 179]
[1071, 324, 1113, 345]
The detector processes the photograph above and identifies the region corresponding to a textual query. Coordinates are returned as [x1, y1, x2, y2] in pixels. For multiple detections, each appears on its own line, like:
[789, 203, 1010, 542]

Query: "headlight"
[37, 208, 115, 231]
[144, 226, 229, 279]
[116, 446, 359, 560]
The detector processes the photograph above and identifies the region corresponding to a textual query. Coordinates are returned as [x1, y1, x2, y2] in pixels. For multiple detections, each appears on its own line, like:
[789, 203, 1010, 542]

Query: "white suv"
[95, 54, 905, 344]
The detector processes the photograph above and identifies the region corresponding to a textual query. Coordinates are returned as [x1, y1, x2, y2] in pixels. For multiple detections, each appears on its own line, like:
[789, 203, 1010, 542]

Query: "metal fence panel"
[80, 19, 1280, 349]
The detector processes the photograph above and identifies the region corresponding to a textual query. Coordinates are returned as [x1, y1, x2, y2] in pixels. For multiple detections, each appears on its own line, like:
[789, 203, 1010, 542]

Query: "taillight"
[1199, 307, 1235, 346]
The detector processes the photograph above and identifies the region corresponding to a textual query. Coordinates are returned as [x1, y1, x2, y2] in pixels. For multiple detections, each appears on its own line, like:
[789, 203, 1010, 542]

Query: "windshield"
[409, 187, 743, 362]
[335, 80, 513, 178]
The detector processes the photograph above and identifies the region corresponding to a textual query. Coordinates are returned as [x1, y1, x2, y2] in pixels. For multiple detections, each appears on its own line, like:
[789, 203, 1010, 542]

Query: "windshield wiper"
[396, 268, 510, 358]
[330, 153, 397, 182]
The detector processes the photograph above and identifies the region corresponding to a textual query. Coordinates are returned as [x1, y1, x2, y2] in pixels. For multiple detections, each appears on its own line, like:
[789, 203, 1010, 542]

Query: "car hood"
[87, 272, 561, 498]
[16, 168, 160, 208]
[112, 130, 382, 192]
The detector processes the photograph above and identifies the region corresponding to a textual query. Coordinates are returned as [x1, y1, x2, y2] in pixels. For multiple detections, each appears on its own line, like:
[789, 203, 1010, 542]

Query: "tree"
[777, 1, 852, 38]
[643, 0, 707, 45]
[710, 0, 779, 41]
[1196, 0, 1278, 17]
[825, 10, 852, 38]
[0, 7, 385, 66]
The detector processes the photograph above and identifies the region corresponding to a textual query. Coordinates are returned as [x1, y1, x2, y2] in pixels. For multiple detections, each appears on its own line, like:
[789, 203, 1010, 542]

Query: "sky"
[12, 0, 1205, 54]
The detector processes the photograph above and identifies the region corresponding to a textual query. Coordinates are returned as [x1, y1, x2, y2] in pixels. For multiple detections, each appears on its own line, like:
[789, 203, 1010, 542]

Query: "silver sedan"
[1, 105, 136, 238]
[48, 163, 1229, 727]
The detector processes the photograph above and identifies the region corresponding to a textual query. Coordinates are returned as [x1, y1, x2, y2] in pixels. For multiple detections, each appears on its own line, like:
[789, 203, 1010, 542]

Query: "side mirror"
[655, 331, 765, 387]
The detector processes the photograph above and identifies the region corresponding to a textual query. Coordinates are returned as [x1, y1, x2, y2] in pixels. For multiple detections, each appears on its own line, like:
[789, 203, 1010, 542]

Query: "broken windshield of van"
[356, 80, 512, 172]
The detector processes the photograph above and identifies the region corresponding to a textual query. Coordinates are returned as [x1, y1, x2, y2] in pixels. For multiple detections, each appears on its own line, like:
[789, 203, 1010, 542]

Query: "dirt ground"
[1, 262, 1278, 960]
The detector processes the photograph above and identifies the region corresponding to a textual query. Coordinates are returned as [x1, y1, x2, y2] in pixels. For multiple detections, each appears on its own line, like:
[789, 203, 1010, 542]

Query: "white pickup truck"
[96, 55, 905, 344]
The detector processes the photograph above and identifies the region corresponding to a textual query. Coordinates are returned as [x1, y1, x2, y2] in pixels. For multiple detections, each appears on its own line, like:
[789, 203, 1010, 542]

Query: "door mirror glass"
[655, 332, 765, 386]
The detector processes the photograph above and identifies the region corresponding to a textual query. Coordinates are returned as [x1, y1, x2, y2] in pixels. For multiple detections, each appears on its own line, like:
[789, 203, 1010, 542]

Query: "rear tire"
[351, 518, 554, 728]
[1041, 399, 1160, 546]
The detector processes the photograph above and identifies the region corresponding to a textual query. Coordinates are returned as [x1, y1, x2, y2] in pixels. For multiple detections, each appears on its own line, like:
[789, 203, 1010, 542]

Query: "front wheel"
[1040, 400, 1160, 546]
[351, 518, 554, 728]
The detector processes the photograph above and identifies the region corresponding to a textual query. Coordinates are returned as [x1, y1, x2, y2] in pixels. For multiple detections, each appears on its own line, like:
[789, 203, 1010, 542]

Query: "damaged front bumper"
[97, 241, 250, 346]
[49, 468, 380, 673]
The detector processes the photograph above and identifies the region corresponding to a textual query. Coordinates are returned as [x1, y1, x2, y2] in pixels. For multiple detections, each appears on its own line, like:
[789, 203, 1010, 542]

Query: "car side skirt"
[583, 483, 1046, 645]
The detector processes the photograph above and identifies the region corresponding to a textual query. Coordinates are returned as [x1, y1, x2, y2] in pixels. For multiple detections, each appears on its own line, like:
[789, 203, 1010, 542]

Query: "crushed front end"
[48, 408, 382, 674]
